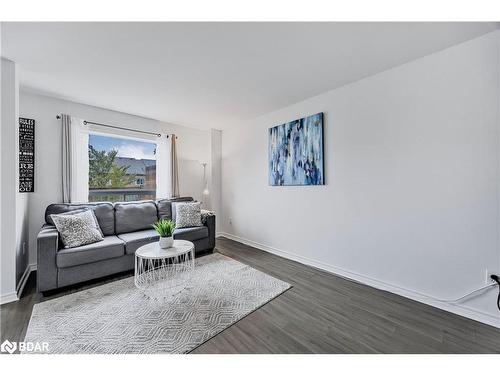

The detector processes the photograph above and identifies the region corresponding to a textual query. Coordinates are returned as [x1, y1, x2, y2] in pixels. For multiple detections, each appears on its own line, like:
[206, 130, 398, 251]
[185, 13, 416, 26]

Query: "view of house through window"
[88, 134, 157, 202]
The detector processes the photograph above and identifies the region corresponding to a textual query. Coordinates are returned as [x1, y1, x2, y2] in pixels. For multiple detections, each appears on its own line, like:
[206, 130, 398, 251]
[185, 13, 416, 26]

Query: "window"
[88, 134, 157, 203]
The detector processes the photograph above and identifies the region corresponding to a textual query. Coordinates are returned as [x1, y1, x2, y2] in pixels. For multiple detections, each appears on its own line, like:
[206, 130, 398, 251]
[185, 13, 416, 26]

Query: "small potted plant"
[152, 219, 175, 249]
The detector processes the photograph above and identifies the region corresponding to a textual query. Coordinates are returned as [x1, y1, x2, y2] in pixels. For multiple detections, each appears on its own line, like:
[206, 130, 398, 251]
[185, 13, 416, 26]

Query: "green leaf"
[152, 219, 176, 237]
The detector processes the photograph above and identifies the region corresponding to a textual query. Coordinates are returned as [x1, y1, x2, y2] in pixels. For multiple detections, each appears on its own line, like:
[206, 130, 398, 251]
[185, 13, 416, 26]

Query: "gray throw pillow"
[51, 210, 104, 248]
[175, 202, 203, 229]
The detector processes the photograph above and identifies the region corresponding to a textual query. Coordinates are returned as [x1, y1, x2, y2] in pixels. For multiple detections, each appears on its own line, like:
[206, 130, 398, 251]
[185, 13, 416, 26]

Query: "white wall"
[1, 58, 29, 304]
[19, 91, 213, 266]
[210, 129, 222, 229]
[221, 31, 500, 326]
[1, 58, 18, 302]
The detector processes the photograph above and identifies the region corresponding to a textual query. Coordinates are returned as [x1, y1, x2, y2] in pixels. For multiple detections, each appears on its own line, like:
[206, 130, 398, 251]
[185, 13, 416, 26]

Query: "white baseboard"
[16, 263, 36, 299]
[0, 291, 19, 305]
[218, 232, 500, 329]
[1, 263, 37, 305]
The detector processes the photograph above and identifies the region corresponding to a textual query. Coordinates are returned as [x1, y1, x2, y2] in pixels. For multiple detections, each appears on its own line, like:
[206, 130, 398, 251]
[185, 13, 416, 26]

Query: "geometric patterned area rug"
[24, 253, 291, 354]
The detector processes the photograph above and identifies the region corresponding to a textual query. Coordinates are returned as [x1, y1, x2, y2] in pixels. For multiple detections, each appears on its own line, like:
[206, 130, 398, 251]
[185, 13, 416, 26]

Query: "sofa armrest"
[204, 214, 216, 250]
[37, 224, 59, 292]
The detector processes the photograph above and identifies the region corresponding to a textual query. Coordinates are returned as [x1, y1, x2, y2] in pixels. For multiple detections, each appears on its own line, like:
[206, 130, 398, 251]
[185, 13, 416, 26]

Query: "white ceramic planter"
[159, 236, 173, 249]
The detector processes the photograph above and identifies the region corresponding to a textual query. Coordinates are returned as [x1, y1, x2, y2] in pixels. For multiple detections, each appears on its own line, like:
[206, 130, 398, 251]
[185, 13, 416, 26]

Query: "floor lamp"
[201, 162, 210, 208]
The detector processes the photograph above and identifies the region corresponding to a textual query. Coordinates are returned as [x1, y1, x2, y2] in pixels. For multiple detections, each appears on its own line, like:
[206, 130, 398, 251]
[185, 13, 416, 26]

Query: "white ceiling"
[1, 22, 498, 130]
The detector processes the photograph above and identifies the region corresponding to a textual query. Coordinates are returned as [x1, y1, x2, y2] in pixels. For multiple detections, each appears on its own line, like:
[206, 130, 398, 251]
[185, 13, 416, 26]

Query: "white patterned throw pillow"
[51, 210, 104, 248]
[175, 202, 203, 229]
[49, 208, 104, 237]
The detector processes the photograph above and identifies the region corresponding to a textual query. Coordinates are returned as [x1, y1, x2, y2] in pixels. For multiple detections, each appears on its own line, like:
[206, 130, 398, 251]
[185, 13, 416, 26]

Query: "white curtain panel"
[156, 133, 172, 199]
[61, 115, 89, 203]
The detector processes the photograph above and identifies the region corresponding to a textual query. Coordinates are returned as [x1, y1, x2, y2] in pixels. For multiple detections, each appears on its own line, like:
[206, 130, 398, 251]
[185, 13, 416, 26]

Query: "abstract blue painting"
[268, 112, 324, 186]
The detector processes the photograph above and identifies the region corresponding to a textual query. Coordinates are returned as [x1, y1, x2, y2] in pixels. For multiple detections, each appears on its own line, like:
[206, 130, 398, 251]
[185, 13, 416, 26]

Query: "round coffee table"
[134, 240, 195, 300]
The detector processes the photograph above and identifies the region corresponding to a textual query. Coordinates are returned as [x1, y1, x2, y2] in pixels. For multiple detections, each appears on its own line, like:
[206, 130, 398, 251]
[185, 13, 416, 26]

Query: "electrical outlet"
[486, 269, 499, 284]
[22, 242, 26, 255]
[229, 217, 232, 225]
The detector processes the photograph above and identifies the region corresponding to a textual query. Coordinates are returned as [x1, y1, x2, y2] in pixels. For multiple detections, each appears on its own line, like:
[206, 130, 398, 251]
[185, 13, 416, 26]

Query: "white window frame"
[88, 128, 160, 200]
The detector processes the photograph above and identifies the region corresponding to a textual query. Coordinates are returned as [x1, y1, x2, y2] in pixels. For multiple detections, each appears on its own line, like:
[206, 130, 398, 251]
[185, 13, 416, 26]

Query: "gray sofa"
[37, 197, 215, 293]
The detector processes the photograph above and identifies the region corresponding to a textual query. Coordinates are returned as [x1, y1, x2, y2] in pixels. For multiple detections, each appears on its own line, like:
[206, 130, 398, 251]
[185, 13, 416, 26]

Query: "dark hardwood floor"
[2, 237, 500, 353]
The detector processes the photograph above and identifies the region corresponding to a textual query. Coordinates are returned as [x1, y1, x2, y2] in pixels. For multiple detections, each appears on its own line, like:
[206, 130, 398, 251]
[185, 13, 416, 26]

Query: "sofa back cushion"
[45, 203, 115, 236]
[114, 201, 158, 234]
[156, 197, 193, 220]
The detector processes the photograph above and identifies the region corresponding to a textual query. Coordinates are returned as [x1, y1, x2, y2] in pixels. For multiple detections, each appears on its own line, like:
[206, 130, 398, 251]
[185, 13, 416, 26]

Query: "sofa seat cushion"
[173, 226, 208, 242]
[57, 235, 125, 268]
[117, 229, 159, 255]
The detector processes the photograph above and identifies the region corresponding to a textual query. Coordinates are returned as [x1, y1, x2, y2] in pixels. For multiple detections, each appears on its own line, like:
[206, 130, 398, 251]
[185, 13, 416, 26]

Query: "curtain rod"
[56, 115, 177, 138]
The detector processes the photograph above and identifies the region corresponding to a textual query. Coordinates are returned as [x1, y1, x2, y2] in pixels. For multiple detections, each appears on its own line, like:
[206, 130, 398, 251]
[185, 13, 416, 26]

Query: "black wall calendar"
[19, 117, 35, 193]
